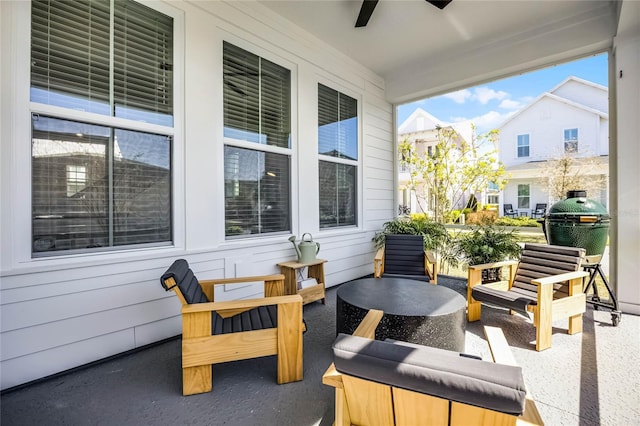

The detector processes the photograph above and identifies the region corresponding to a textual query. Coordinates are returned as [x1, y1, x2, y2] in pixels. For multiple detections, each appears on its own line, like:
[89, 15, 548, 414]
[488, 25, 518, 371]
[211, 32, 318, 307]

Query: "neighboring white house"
[397, 108, 497, 216]
[498, 77, 609, 216]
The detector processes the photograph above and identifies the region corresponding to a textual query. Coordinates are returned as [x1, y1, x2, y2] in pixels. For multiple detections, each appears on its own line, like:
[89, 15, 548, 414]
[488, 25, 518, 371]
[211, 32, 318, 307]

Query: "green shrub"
[452, 225, 522, 269]
[494, 216, 541, 227]
[373, 216, 450, 251]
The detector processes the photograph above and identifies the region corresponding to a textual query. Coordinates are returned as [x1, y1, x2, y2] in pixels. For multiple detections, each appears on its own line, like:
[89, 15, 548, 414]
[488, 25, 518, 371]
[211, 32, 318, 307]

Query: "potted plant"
[373, 215, 450, 252]
[373, 215, 457, 275]
[453, 225, 522, 283]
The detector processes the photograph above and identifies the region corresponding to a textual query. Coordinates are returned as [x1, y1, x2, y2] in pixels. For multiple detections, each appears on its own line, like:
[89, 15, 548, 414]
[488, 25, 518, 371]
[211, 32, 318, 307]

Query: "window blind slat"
[31, 0, 173, 125]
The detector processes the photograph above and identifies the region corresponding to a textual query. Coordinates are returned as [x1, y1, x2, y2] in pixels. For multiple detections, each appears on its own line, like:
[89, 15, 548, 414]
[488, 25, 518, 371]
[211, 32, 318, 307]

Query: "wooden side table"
[277, 258, 327, 305]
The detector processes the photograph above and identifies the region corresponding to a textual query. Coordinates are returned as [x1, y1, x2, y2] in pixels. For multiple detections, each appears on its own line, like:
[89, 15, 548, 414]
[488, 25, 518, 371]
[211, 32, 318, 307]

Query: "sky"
[397, 53, 608, 134]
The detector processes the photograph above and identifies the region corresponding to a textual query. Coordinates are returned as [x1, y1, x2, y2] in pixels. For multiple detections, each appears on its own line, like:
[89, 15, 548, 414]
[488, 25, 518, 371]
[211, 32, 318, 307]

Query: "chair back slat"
[383, 234, 425, 276]
[512, 244, 584, 293]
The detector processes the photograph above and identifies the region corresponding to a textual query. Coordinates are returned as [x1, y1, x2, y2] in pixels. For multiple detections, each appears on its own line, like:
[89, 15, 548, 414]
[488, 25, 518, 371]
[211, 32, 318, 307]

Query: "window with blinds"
[223, 42, 292, 237]
[30, 0, 174, 255]
[318, 84, 358, 228]
[223, 42, 290, 148]
[31, 0, 173, 126]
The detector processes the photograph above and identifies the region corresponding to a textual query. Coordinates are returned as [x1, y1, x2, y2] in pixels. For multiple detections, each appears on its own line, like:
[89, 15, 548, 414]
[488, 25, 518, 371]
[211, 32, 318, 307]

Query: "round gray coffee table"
[336, 277, 466, 351]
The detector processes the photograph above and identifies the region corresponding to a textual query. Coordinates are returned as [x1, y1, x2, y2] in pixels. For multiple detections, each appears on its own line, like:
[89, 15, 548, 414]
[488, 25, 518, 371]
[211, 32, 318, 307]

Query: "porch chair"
[467, 243, 589, 351]
[373, 234, 437, 283]
[530, 203, 547, 219]
[322, 309, 543, 426]
[160, 259, 303, 395]
[503, 203, 518, 218]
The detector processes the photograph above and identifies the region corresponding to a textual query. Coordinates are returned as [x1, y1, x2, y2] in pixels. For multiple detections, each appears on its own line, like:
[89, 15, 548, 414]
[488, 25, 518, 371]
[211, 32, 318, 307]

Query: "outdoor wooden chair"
[160, 259, 303, 395]
[467, 243, 589, 351]
[504, 203, 518, 218]
[322, 309, 543, 426]
[530, 203, 547, 219]
[373, 234, 437, 283]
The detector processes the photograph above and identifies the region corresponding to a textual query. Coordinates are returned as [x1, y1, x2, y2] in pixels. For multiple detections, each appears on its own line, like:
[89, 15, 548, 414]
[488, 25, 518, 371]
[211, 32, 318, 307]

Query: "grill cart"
[541, 190, 621, 326]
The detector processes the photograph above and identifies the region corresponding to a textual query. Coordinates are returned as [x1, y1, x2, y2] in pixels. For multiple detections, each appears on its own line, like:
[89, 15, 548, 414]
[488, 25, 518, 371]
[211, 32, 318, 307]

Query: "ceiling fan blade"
[355, 0, 379, 28]
[426, 0, 452, 10]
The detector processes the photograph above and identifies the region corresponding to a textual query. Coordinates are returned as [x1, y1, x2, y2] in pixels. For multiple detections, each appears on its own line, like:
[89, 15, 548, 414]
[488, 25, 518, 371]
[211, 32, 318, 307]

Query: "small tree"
[538, 151, 607, 202]
[399, 124, 507, 223]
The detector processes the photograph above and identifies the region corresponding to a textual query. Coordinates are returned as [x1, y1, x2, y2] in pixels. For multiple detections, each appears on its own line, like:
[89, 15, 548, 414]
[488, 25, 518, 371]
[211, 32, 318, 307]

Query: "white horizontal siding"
[0, 0, 395, 389]
[1, 330, 136, 390]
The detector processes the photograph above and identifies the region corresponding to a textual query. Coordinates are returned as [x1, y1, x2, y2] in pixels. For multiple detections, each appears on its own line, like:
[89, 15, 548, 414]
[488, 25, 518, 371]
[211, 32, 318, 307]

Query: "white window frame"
[317, 82, 359, 229]
[517, 133, 530, 158]
[6, 0, 184, 265]
[221, 40, 295, 239]
[517, 184, 530, 209]
[564, 128, 579, 153]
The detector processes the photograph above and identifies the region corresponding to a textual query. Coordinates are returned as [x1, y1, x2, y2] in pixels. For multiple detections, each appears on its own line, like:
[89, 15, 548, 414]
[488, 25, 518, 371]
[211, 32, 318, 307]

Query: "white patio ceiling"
[260, 0, 619, 103]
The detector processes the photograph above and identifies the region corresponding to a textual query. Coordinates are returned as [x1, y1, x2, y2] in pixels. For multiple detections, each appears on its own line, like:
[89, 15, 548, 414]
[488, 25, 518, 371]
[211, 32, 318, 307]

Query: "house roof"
[497, 77, 609, 129]
[398, 107, 474, 145]
[505, 156, 609, 178]
[548, 75, 608, 94]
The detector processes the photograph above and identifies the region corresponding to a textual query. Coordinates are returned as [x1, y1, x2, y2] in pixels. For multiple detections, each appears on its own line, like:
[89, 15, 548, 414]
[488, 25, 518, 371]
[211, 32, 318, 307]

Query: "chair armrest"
[483, 326, 544, 426]
[424, 250, 438, 283]
[484, 325, 517, 366]
[322, 309, 384, 389]
[182, 294, 302, 314]
[199, 274, 285, 286]
[374, 248, 384, 278]
[322, 363, 343, 389]
[352, 309, 384, 339]
[199, 274, 285, 300]
[469, 260, 518, 271]
[532, 270, 589, 286]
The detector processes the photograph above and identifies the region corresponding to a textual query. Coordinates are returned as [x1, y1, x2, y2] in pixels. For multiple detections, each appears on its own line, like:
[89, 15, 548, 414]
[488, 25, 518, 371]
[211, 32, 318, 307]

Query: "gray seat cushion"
[332, 333, 526, 416]
[471, 285, 538, 316]
[161, 259, 277, 334]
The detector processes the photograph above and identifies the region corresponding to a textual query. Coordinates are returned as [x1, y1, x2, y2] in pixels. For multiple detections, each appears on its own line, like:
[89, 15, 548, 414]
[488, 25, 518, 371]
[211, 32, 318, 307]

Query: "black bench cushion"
[332, 333, 526, 416]
[472, 243, 585, 316]
[383, 234, 429, 282]
[161, 259, 277, 334]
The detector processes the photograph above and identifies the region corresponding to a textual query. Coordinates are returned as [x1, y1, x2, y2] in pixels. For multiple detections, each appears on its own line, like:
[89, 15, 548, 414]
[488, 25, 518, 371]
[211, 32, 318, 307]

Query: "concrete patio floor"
[1, 276, 638, 426]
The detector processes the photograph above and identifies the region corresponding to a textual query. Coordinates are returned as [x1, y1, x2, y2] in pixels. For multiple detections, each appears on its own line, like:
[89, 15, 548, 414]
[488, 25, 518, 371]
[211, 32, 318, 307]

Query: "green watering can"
[288, 233, 320, 263]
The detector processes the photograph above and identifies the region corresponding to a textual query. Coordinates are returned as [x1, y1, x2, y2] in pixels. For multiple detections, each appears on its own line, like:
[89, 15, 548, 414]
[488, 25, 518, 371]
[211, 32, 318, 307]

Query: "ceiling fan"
[355, 0, 452, 28]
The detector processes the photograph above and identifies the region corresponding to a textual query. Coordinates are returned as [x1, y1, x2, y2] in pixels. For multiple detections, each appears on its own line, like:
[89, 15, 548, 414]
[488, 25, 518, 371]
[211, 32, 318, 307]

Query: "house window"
[517, 134, 529, 157]
[517, 184, 530, 209]
[30, 0, 174, 255]
[564, 128, 578, 153]
[66, 165, 87, 197]
[223, 42, 291, 237]
[487, 195, 499, 205]
[318, 84, 358, 228]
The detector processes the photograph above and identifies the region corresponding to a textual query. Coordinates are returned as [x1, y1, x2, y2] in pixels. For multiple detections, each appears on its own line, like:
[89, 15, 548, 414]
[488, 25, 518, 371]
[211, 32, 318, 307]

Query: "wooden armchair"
[467, 243, 589, 351]
[160, 259, 303, 395]
[322, 310, 543, 426]
[373, 234, 437, 283]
